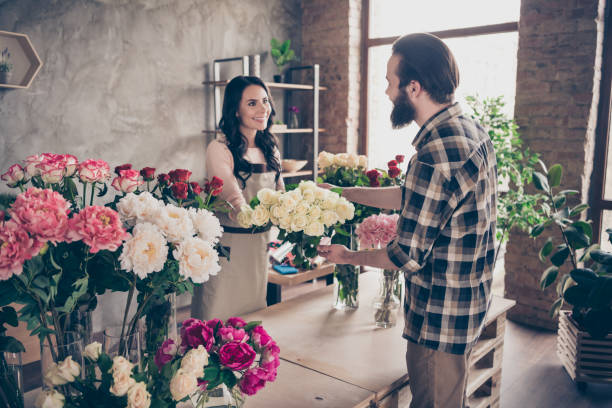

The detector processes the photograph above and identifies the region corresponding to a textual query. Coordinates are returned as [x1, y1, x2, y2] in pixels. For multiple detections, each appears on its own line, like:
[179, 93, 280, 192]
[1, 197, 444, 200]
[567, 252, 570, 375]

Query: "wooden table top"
[267, 262, 334, 286]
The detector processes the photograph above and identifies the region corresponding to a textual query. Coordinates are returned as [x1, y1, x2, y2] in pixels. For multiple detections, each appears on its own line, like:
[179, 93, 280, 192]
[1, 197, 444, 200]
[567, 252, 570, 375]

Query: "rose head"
[37, 154, 67, 184]
[171, 182, 189, 200]
[226, 317, 246, 328]
[169, 169, 192, 183]
[66, 206, 129, 253]
[251, 325, 273, 350]
[190, 182, 203, 195]
[218, 326, 249, 343]
[78, 159, 111, 183]
[114, 163, 132, 176]
[239, 367, 267, 396]
[111, 169, 144, 193]
[205, 176, 223, 196]
[62, 154, 79, 176]
[218, 342, 256, 370]
[180, 319, 215, 352]
[387, 159, 398, 169]
[388, 167, 401, 178]
[395, 154, 405, 163]
[157, 173, 170, 185]
[23, 154, 43, 178]
[140, 167, 156, 181]
[154, 338, 177, 371]
[1, 163, 25, 187]
[205, 318, 223, 331]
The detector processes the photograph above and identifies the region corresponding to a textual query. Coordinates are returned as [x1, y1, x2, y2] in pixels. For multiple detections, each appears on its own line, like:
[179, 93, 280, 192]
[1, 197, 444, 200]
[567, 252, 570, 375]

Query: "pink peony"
[9, 188, 71, 244]
[23, 155, 43, 177]
[251, 326, 273, 350]
[218, 327, 249, 343]
[111, 169, 143, 193]
[180, 319, 215, 352]
[0, 219, 43, 280]
[226, 317, 246, 328]
[238, 368, 267, 396]
[356, 213, 399, 249]
[37, 154, 67, 184]
[218, 342, 256, 370]
[78, 159, 111, 183]
[62, 154, 79, 177]
[260, 342, 280, 375]
[1, 164, 26, 187]
[154, 338, 177, 371]
[205, 318, 223, 331]
[66, 206, 128, 253]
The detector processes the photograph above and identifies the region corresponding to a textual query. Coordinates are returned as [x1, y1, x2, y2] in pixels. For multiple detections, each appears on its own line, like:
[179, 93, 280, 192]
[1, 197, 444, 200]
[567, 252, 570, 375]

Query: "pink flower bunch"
[66, 205, 129, 253]
[0, 219, 44, 280]
[356, 213, 400, 249]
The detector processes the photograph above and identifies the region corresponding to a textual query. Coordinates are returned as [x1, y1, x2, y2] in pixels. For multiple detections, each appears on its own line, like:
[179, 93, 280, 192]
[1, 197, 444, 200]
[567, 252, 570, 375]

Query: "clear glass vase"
[373, 269, 401, 328]
[332, 224, 360, 310]
[190, 384, 244, 408]
[103, 323, 143, 369]
[40, 331, 84, 396]
[0, 352, 23, 408]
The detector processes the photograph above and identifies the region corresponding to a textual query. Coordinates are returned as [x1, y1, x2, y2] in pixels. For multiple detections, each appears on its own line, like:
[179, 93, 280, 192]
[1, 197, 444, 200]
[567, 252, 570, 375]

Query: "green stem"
[81, 182, 87, 208]
[493, 224, 508, 270]
[89, 182, 96, 206]
[546, 187, 578, 269]
[120, 275, 137, 342]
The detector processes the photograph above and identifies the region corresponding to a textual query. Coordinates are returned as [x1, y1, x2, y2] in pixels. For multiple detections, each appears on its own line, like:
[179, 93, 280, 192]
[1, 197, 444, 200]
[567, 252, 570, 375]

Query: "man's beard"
[390, 88, 416, 129]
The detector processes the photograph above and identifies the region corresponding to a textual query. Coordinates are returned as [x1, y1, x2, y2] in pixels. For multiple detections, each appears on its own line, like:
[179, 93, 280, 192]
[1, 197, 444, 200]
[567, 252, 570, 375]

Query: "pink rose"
[261, 342, 280, 371]
[180, 319, 215, 352]
[78, 159, 111, 183]
[62, 154, 79, 177]
[37, 154, 67, 184]
[218, 327, 249, 343]
[238, 368, 267, 396]
[9, 188, 71, 244]
[218, 342, 256, 370]
[23, 155, 43, 177]
[154, 338, 177, 371]
[1, 164, 25, 187]
[111, 169, 143, 193]
[66, 206, 128, 253]
[226, 317, 246, 328]
[0, 220, 43, 280]
[250, 326, 273, 350]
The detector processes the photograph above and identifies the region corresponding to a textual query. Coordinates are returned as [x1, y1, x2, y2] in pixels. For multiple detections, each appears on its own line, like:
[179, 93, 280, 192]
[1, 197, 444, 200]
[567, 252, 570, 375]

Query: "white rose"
[119, 222, 168, 279]
[286, 189, 302, 203]
[321, 210, 339, 227]
[308, 206, 322, 220]
[251, 205, 270, 227]
[335, 198, 355, 221]
[269, 204, 287, 220]
[347, 153, 359, 169]
[127, 381, 151, 408]
[180, 345, 209, 377]
[56, 356, 80, 383]
[84, 341, 102, 362]
[35, 389, 65, 408]
[290, 214, 309, 232]
[170, 368, 198, 401]
[188, 208, 223, 245]
[237, 206, 253, 227]
[314, 187, 329, 202]
[304, 221, 325, 237]
[293, 202, 310, 216]
[279, 215, 292, 231]
[333, 153, 349, 167]
[302, 189, 316, 204]
[111, 356, 135, 375]
[173, 237, 221, 284]
[318, 151, 334, 169]
[279, 194, 298, 212]
[321, 195, 339, 210]
[110, 369, 136, 397]
[155, 204, 195, 243]
[298, 180, 317, 192]
[358, 155, 368, 169]
[257, 188, 279, 205]
[43, 363, 68, 387]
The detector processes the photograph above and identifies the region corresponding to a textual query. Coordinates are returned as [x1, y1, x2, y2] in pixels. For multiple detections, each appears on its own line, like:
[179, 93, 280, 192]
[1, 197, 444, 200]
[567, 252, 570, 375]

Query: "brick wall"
[505, 0, 606, 329]
[301, 0, 361, 154]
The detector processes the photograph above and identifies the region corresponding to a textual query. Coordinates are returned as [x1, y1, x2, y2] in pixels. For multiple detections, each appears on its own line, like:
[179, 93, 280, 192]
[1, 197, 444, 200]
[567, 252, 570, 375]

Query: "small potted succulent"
[0, 48, 13, 84]
[270, 38, 296, 83]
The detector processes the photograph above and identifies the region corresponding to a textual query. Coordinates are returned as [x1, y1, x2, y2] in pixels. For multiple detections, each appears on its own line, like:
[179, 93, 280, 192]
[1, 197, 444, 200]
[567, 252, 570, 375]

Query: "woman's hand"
[317, 183, 336, 190]
[317, 244, 354, 265]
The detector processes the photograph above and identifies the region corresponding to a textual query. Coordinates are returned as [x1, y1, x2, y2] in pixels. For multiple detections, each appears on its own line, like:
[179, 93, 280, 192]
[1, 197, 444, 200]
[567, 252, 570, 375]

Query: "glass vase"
[145, 293, 178, 360]
[332, 224, 360, 310]
[190, 384, 244, 408]
[373, 269, 401, 328]
[103, 323, 143, 369]
[40, 331, 84, 395]
[288, 111, 299, 129]
[0, 352, 23, 408]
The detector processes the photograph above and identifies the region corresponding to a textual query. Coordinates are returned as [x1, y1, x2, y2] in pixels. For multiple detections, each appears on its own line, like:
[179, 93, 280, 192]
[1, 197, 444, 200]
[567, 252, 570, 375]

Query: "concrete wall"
[0, 0, 301, 332]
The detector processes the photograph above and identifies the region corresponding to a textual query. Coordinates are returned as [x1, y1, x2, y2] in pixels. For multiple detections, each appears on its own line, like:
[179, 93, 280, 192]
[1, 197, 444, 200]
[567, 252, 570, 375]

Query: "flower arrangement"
[237, 180, 355, 269]
[0, 48, 12, 73]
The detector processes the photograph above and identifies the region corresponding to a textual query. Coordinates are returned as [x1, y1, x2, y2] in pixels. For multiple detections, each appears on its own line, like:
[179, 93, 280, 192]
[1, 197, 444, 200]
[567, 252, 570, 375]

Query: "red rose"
[157, 173, 170, 185]
[395, 155, 405, 163]
[114, 163, 132, 176]
[171, 182, 189, 200]
[205, 176, 224, 196]
[369, 178, 380, 187]
[387, 160, 398, 169]
[366, 169, 380, 180]
[388, 167, 401, 178]
[190, 182, 203, 195]
[168, 169, 192, 183]
[218, 342, 256, 370]
[140, 167, 156, 181]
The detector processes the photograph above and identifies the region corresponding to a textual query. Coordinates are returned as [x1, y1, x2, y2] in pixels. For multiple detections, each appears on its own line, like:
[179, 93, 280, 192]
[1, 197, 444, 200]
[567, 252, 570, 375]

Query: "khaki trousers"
[405, 341, 471, 408]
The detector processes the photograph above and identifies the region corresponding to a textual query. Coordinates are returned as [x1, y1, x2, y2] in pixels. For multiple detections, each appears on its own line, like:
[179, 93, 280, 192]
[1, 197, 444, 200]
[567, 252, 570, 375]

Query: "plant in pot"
[270, 38, 296, 83]
[0, 48, 13, 84]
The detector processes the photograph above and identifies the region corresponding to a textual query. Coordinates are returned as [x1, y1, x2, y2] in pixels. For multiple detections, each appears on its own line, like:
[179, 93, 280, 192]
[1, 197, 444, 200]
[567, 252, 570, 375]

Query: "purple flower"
[154, 338, 177, 371]
[289, 106, 299, 113]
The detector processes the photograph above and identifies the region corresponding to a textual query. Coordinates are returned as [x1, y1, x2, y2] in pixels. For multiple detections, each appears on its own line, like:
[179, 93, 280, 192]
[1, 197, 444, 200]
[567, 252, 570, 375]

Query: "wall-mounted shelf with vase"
[0, 30, 43, 89]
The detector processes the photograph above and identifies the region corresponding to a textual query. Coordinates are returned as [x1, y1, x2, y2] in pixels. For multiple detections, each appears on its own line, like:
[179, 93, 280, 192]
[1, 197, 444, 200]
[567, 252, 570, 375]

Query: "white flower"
[117, 192, 163, 226]
[35, 389, 65, 408]
[347, 153, 359, 168]
[293, 202, 310, 216]
[155, 204, 195, 243]
[84, 341, 102, 362]
[119, 222, 168, 279]
[257, 188, 279, 205]
[308, 206, 322, 221]
[298, 180, 317, 192]
[335, 198, 355, 222]
[44, 356, 80, 386]
[279, 194, 298, 212]
[321, 210, 339, 227]
[111, 355, 135, 375]
[237, 205, 254, 227]
[251, 205, 270, 226]
[170, 368, 198, 401]
[290, 214, 309, 232]
[333, 153, 349, 167]
[127, 381, 151, 408]
[321, 195, 339, 210]
[269, 204, 287, 220]
[302, 188, 316, 204]
[358, 155, 368, 168]
[188, 208, 223, 245]
[173, 237, 221, 284]
[318, 151, 334, 169]
[314, 187, 329, 202]
[278, 215, 292, 231]
[180, 345, 209, 377]
[304, 221, 325, 237]
[110, 369, 136, 397]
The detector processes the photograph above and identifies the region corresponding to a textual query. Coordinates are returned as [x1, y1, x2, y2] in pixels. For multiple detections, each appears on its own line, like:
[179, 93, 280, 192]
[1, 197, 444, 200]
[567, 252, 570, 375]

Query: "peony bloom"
[119, 222, 168, 279]
[304, 220, 324, 237]
[168, 169, 192, 183]
[239, 368, 267, 396]
[218, 326, 249, 343]
[116, 191, 162, 226]
[140, 167, 156, 181]
[111, 169, 144, 193]
[34, 388, 65, 408]
[155, 338, 177, 371]
[83, 341, 102, 362]
[356, 213, 399, 248]
[78, 159, 111, 183]
[1, 163, 25, 186]
[0, 219, 43, 280]
[218, 342, 256, 370]
[188, 208, 223, 245]
[251, 325, 273, 350]
[260, 342, 280, 378]
[66, 206, 129, 253]
[155, 204, 195, 244]
[347, 153, 359, 168]
[9, 187, 71, 245]
[173, 237, 220, 284]
[171, 182, 189, 200]
[169, 368, 198, 401]
[205, 318, 223, 331]
[127, 381, 151, 408]
[180, 345, 209, 377]
[226, 317, 247, 328]
[180, 319, 215, 352]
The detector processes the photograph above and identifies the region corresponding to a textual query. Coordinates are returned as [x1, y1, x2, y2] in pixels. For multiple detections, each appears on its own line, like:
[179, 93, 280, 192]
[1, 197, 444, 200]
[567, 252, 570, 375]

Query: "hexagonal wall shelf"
[0, 30, 43, 89]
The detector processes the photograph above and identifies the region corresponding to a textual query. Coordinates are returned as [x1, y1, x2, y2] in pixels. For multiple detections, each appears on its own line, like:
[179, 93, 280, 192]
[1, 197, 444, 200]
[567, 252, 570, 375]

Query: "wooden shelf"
[281, 170, 312, 178]
[0, 31, 43, 89]
[202, 79, 327, 91]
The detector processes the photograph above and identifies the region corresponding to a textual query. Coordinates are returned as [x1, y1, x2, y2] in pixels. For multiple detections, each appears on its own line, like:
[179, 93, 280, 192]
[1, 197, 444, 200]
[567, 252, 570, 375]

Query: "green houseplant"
[270, 38, 296, 82]
[0, 48, 13, 84]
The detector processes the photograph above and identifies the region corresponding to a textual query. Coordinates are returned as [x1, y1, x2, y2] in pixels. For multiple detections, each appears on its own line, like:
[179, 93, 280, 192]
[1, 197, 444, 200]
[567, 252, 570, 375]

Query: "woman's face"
[237, 84, 271, 134]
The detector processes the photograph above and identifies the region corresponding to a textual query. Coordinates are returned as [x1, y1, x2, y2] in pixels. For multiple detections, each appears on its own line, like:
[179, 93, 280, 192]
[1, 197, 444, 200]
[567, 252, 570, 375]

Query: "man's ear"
[407, 80, 422, 97]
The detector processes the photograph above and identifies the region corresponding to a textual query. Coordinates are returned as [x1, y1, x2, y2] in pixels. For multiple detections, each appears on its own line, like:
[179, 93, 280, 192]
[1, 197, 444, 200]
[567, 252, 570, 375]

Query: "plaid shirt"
[386, 103, 497, 354]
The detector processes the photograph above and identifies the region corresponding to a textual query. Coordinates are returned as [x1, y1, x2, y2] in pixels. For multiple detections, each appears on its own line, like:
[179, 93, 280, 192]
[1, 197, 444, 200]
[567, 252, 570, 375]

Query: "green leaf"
[538, 159, 548, 173]
[243, 321, 261, 332]
[553, 195, 566, 209]
[550, 247, 570, 267]
[547, 164, 563, 187]
[539, 237, 554, 262]
[589, 248, 612, 265]
[564, 226, 590, 249]
[549, 297, 563, 319]
[330, 187, 343, 196]
[558, 189, 579, 196]
[569, 203, 589, 217]
[563, 284, 590, 307]
[569, 268, 598, 287]
[572, 220, 593, 241]
[540, 266, 559, 289]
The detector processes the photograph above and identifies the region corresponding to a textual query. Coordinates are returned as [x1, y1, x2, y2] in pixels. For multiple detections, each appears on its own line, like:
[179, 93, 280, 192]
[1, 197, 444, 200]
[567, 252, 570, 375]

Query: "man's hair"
[392, 33, 459, 104]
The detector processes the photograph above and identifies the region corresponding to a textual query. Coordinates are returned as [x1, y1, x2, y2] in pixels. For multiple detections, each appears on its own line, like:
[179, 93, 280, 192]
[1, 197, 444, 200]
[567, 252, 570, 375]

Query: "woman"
[191, 75, 284, 321]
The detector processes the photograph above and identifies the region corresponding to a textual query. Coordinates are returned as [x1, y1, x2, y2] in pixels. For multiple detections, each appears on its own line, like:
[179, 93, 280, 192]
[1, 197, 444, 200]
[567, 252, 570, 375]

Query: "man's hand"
[317, 244, 354, 265]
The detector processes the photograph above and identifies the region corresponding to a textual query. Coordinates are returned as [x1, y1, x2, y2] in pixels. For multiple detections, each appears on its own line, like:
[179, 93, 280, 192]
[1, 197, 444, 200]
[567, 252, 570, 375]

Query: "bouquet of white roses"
[237, 180, 355, 269]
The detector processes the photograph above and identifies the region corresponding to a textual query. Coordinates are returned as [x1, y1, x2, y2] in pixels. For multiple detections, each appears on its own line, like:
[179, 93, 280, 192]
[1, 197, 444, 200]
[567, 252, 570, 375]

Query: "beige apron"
[191, 167, 277, 321]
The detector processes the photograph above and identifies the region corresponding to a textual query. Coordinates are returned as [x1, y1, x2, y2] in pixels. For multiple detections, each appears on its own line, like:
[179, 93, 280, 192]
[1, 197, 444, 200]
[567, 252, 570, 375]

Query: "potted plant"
[270, 38, 296, 83]
[0, 48, 13, 84]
